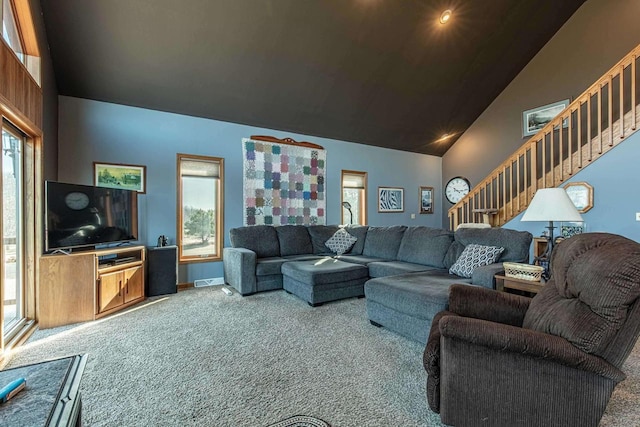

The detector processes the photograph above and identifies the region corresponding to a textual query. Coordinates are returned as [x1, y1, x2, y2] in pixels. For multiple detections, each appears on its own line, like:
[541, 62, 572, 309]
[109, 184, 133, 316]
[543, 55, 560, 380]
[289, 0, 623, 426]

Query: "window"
[2, 0, 23, 61]
[1, 0, 41, 85]
[177, 154, 224, 263]
[0, 0, 40, 363]
[341, 170, 367, 225]
[2, 121, 24, 336]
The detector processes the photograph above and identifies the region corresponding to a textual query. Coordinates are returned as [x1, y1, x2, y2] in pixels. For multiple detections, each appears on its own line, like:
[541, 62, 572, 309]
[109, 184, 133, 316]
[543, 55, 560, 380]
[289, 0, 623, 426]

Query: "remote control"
[221, 287, 233, 296]
[0, 378, 26, 403]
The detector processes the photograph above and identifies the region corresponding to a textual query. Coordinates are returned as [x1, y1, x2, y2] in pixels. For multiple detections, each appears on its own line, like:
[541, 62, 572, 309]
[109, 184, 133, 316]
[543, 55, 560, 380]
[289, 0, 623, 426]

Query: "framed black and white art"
[378, 187, 404, 213]
[419, 186, 434, 214]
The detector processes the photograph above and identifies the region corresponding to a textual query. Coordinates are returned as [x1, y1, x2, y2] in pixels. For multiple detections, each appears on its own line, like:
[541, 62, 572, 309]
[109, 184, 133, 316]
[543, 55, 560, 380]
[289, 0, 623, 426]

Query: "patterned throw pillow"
[449, 243, 505, 278]
[325, 228, 358, 255]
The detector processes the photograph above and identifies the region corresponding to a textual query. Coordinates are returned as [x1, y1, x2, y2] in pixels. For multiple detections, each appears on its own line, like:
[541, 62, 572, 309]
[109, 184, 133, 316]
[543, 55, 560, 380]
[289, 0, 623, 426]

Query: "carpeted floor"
[6, 287, 640, 426]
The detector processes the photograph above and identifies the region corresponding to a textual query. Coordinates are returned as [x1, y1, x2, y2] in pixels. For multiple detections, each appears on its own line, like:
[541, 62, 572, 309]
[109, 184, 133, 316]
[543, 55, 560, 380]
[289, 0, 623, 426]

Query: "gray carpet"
[6, 287, 640, 426]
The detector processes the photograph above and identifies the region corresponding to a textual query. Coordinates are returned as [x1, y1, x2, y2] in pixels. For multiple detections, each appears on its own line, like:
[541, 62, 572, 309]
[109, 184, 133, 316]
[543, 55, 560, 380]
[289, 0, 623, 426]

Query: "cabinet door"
[124, 266, 144, 303]
[98, 271, 124, 313]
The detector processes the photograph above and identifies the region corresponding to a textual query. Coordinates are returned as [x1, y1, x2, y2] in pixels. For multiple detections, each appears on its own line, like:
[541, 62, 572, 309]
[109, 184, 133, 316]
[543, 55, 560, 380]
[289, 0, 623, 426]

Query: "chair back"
[523, 232, 640, 367]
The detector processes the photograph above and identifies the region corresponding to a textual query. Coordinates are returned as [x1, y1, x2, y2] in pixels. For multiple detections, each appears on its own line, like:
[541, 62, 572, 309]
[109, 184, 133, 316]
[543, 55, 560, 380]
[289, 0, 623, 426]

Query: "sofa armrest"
[448, 284, 530, 326]
[223, 247, 257, 295]
[439, 315, 625, 382]
[471, 262, 505, 289]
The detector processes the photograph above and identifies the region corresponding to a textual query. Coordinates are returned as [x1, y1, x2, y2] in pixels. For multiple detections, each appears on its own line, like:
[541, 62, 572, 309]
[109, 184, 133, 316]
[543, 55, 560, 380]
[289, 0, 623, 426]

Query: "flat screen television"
[45, 181, 138, 252]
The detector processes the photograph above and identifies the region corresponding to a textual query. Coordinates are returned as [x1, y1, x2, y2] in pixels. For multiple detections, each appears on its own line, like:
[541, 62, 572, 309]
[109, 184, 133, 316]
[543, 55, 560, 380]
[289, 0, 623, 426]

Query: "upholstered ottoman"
[282, 258, 369, 306]
[365, 271, 473, 344]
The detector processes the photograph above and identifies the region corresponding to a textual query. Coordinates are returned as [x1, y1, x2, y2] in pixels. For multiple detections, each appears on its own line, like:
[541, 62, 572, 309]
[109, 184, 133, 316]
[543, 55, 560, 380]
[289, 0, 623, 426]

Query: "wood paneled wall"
[0, 38, 42, 130]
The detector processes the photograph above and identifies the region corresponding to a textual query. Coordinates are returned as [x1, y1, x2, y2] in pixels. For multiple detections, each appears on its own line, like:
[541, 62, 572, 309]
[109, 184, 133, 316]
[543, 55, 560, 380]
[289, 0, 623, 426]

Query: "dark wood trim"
[250, 135, 324, 149]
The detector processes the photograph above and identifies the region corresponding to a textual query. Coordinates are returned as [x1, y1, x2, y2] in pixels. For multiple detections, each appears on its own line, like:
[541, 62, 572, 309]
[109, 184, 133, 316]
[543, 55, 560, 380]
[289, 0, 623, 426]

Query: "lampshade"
[342, 201, 352, 210]
[521, 188, 583, 222]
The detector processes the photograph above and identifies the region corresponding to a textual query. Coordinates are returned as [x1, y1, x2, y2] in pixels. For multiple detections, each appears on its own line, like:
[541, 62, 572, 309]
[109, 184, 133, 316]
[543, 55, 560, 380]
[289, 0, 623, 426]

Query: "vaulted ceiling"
[41, 0, 585, 156]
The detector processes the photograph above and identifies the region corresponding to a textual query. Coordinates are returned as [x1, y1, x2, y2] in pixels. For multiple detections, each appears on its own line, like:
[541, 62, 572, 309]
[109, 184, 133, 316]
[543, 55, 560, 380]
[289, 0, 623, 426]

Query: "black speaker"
[147, 245, 178, 296]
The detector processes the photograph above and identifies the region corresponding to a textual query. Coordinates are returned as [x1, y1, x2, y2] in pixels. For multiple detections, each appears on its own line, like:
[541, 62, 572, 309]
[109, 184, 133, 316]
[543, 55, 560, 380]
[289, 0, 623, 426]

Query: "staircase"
[448, 43, 640, 230]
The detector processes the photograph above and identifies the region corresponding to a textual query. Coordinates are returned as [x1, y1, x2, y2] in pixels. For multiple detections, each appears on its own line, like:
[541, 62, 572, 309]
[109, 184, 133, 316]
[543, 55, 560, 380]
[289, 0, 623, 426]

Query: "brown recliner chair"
[423, 232, 640, 427]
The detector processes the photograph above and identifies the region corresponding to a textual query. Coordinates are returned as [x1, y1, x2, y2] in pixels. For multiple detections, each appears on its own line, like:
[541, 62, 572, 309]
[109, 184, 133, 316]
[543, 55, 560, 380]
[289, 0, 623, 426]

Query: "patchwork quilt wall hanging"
[242, 137, 326, 226]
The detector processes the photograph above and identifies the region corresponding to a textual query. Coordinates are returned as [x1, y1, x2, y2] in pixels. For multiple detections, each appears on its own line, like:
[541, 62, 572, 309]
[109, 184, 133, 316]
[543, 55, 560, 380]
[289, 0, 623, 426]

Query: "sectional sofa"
[223, 224, 532, 343]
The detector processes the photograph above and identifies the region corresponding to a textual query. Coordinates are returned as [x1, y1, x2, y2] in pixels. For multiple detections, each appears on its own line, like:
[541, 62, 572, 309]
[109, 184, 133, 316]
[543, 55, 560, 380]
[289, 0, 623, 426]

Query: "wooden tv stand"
[39, 245, 146, 329]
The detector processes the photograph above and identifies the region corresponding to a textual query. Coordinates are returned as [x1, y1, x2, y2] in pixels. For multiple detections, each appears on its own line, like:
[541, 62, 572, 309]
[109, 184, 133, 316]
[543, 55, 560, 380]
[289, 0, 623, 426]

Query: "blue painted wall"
[504, 130, 640, 247]
[57, 96, 442, 283]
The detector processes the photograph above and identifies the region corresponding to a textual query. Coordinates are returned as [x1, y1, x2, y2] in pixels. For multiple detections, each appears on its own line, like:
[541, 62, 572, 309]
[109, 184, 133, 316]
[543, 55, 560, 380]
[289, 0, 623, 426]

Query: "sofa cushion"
[281, 258, 368, 285]
[363, 225, 407, 259]
[367, 261, 438, 278]
[325, 228, 358, 255]
[443, 241, 464, 269]
[282, 254, 325, 262]
[523, 233, 640, 355]
[256, 257, 287, 276]
[275, 225, 313, 256]
[335, 254, 388, 265]
[365, 270, 472, 319]
[454, 227, 532, 263]
[397, 226, 453, 268]
[307, 225, 340, 254]
[230, 225, 280, 258]
[449, 244, 505, 278]
[344, 225, 369, 255]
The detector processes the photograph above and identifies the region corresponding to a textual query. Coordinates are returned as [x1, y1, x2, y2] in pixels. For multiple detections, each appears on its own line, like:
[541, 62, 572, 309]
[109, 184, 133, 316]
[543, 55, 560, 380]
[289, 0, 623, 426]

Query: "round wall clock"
[64, 191, 90, 210]
[445, 176, 470, 204]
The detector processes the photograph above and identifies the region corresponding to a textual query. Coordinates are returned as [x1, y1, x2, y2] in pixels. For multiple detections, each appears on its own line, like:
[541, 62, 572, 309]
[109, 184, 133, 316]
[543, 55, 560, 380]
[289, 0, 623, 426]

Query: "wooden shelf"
[39, 246, 146, 329]
[533, 237, 548, 259]
[495, 274, 545, 295]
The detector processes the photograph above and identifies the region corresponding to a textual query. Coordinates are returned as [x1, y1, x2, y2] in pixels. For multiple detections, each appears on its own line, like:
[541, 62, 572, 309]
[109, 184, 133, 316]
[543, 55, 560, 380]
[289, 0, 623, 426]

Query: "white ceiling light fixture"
[439, 9, 452, 24]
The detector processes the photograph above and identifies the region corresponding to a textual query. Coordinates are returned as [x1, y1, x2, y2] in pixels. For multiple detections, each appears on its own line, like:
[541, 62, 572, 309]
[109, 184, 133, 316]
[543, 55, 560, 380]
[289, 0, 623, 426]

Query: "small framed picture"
[563, 181, 593, 213]
[522, 98, 570, 137]
[94, 162, 147, 193]
[561, 222, 585, 238]
[419, 186, 434, 214]
[378, 187, 404, 213]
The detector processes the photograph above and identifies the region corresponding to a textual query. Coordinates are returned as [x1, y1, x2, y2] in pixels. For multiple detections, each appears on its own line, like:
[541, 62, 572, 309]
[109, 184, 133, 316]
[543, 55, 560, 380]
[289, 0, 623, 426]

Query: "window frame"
[0, 0, 41, 365]
[176, 153, 224, 264]
[341, 170, 367, 225]
[1, 0, 40, 85]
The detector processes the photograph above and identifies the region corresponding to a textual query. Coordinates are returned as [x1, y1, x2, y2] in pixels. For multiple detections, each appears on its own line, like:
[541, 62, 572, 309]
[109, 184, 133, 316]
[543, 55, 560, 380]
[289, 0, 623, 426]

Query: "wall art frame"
[522, 98, 570, 137]
[419, 186, 434, 214]
[93, 162, 146, 193]
[378, 187, 404, 213]
[563, 181, 593, 213]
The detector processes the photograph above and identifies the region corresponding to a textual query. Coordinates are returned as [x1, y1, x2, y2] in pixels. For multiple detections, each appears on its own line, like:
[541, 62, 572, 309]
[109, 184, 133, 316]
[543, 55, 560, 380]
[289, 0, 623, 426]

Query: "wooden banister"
[449, 43, 640, 229]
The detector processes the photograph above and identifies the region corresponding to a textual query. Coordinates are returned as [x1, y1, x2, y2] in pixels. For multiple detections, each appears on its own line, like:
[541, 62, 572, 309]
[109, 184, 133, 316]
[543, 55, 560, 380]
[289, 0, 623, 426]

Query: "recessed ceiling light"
[434, 133, 455, 143]
[439, 9, 452, 24]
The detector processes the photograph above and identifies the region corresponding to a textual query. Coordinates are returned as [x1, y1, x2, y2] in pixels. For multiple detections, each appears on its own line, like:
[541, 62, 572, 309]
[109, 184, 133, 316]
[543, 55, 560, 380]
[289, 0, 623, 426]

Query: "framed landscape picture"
[522, 98, 570, 137]
[419, 186, 434, 214]
[94, 162, 147, 193]
[378, 187, 404, 212]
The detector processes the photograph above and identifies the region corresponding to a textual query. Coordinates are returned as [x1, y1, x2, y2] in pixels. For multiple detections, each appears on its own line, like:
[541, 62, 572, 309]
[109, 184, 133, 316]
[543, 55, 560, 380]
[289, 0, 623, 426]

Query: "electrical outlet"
[636, 212, 640, 221]
[411, 213, 416, 219]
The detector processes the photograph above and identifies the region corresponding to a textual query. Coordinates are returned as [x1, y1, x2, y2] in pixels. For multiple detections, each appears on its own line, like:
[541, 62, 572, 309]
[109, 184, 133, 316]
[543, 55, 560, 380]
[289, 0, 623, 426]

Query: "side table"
[495, 274, 545, 295]
[0, 354, 88, 427]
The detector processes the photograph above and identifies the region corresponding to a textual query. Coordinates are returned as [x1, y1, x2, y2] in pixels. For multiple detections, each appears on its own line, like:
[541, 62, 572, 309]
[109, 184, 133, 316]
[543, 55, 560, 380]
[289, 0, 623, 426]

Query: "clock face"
[445, 177, 470, 204]
[64, 191, 90, 210]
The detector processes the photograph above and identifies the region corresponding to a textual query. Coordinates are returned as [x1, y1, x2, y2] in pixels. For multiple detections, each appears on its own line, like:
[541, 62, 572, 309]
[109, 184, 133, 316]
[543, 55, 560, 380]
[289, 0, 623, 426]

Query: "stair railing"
[449, 43, 640, 230]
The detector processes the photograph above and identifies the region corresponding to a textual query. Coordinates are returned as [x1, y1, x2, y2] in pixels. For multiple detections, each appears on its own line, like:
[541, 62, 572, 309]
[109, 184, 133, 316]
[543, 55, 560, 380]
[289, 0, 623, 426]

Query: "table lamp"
[521, 187, 583, 264]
